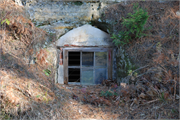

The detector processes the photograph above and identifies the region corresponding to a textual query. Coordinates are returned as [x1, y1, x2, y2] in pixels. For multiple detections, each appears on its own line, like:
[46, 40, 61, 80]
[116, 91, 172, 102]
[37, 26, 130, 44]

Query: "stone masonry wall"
[25, 1, 110, 39]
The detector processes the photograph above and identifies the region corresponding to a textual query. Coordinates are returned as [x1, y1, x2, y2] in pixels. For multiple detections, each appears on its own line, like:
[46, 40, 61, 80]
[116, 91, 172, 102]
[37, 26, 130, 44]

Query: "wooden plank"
[108, 49, 112, 79]
[112, 49, 115, 80]
[58, 0, 100, 1]
[58, 65, 64, 84]
[93, 51, 95, 84]
[68, 82, 95, 85]
[80, 51, 82, 84]
[64, 47, 110, 52]
[63, 49, 68, 84]
[63, 46, 112, 49]
[111, 49, 113, 79]
[68, 66, 81, 68]
[106, 51, 108, 79]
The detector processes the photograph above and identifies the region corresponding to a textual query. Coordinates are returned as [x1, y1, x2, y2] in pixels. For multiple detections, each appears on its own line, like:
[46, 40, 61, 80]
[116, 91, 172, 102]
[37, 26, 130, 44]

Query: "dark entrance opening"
[68, 52, 80, 66]
[68, 68, 80, 82]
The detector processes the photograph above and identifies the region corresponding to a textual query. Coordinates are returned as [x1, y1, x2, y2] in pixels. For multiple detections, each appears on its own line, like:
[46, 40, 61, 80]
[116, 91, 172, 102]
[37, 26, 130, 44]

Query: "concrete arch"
[57, 24, 112, 47]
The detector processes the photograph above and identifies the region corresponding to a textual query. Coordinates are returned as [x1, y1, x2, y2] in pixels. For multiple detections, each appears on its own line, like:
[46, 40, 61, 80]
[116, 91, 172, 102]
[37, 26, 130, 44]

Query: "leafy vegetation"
[43, 69, 51, 76]
[100, 90, 117, 98]
[111, 3, 149, 46]
[0, 18, 10, 25]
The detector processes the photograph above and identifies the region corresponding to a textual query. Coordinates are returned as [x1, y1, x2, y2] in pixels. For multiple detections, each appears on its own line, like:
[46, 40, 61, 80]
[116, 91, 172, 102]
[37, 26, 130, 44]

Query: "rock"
[14, 0, 23, 6]
[133, 98, 139, 104]
[21, 0, 115, 43]
[25, 1, 106, 26]
[158, 0, 168, 3]
[39, 22, 83, 39]
[139, 92, 146, 99]
[120, 83, 127, 88]
[176, 11, 180, 17]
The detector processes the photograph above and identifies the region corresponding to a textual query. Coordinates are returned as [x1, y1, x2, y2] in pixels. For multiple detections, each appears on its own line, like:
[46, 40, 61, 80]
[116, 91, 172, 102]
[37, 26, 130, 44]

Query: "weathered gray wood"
[58, 65, 64, 84]
[64, 47, 110, 52]
[68, 66, 81, 68]
[63, 49, 68, 84]
[108, 50, 113, 79]
[93, 51, 95, 84]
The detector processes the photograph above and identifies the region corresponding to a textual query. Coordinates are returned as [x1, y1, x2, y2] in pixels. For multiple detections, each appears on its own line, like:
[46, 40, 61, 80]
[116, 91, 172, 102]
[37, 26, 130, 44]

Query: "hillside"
[0, 0, 179, 119]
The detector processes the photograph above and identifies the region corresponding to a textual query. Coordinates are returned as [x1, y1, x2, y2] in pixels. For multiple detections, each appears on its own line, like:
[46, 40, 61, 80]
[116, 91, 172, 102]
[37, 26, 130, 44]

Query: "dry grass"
[103, 1, 179, 66]
[0, 0, 57, 119]
[101, 1, 179, 119]
[0, 0, 179, 119]
[0, 69, 55, 115]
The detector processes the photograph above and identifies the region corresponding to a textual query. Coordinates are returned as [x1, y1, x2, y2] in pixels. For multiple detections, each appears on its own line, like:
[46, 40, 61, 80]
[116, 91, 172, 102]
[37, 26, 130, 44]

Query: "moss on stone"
[73, 1, 83, 6]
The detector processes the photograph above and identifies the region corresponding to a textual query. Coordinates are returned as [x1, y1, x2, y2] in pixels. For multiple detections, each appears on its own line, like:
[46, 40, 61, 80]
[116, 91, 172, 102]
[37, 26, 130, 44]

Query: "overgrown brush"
[0, 1, 57, 119]
[111, 3, 149, 46]
[103, 1, 179, 82]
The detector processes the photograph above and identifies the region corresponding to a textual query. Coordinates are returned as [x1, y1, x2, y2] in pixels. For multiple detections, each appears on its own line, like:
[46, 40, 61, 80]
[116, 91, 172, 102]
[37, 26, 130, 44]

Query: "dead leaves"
[71, 85, 117, 106]
[36, 49, 48, 66]
[139, 93, 146, 99]
[0, 69, 55, 116]
[102, 79, 118, 88]
[153, 48, 179, 68]
[81, 94, 112, 106]
[10, 15, 34, 35]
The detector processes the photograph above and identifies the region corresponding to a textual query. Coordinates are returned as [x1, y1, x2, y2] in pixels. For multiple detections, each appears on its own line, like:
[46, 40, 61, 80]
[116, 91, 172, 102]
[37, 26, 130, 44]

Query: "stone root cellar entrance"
[56, 24, 115, 85]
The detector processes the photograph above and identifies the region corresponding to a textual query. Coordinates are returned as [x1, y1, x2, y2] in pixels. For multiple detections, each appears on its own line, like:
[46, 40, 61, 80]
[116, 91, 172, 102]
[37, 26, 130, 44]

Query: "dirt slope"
[0, 0, 179, 120]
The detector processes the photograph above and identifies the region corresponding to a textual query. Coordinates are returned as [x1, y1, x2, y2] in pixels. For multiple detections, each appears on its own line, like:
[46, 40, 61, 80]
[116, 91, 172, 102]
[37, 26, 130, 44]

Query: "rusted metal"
[64, 44, 69, 47]
[59, 59, 63, 65]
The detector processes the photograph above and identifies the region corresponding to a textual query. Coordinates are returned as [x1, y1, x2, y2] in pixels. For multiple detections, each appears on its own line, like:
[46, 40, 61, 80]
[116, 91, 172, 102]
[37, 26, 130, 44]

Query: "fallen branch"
[170, 24, 177, 35]
[174, 80, 176, 101]
[2, 45, 25, 61]
[139, 99, 160, 106]
[132, 65, 149, 74]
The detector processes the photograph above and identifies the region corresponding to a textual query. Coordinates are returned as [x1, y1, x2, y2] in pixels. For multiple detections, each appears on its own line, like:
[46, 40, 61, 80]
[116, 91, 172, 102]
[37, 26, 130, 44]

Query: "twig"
[122, 65, 150, 83]
[174, 80, 176, 101]
[164, 79, 177, 101]
[159, 65, 169, 75]
[13, 31, 19, 40]
[143, 78, 160, 96]
[149, 13, 159, 16]
[13, 85, 31, 98]
[130, 101, 134, 108]
[139, 99, 160, 106]
[2, 45, 24, 61]
[170, 24, 177, 35]
[132, 65, 149, 74]
[136, 71, 149, 78]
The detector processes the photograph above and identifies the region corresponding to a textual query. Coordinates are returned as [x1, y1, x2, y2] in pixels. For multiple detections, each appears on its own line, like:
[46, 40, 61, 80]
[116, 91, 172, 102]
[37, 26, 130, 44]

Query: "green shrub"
[111, 3, 149, 46]
[159, 92, 167, 103]
[100, 90, 117, 98]
[43, 69, 51, 76]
